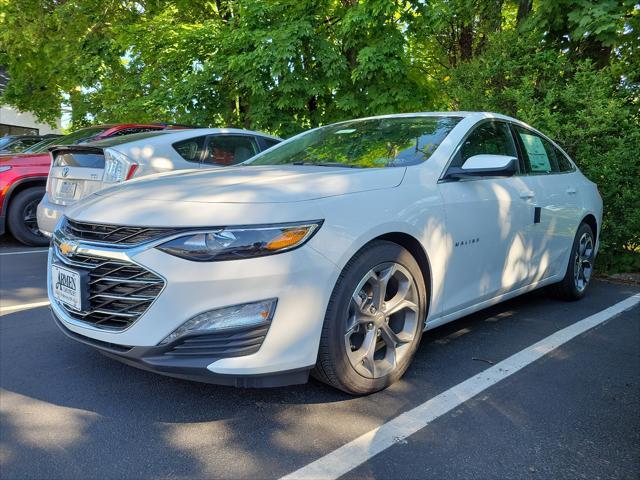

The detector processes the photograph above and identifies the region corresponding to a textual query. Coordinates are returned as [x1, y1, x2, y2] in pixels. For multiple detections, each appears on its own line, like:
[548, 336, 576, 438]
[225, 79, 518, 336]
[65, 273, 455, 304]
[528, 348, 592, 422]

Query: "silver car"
[37, 128, 281, 236]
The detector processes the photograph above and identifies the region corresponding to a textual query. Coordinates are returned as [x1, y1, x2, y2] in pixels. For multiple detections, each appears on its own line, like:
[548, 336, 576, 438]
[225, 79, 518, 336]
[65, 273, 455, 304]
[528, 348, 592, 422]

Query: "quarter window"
[553, 145, 575, 172]
[173, 135, 207, 163]
[202, 135, 258, 166]
[260, 137, 281, 150]
[450, 121, 518, 169]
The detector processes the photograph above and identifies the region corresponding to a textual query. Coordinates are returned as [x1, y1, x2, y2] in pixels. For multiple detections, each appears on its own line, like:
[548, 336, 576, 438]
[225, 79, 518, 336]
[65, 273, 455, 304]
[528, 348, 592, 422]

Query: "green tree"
[447, 28, 639, 270]
[1, 0, 637, 269]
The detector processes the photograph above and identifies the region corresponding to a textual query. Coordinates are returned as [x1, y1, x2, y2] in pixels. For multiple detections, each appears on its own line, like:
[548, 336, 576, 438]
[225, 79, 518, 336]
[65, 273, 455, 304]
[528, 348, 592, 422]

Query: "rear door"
[512, 125, 582, 278]
[47, 148, 105, 207]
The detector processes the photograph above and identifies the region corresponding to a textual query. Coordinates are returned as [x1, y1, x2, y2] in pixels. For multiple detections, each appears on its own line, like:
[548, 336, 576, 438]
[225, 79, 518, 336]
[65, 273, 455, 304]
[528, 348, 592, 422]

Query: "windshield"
[248, 116, 461, 168]
[22, 137, 60, 153]
[0, 137, 15, 149]
[50, 126, 110, 147]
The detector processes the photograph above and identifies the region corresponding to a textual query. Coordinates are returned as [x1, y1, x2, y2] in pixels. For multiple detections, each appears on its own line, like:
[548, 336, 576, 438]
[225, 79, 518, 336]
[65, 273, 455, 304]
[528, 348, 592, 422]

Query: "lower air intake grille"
[164, 324, 270, 358]
[53, 246, 164, 331]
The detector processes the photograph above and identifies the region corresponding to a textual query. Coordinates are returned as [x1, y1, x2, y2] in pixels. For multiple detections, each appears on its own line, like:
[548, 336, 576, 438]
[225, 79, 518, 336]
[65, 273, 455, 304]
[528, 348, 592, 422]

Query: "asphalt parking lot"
[1, 235, 638, 480]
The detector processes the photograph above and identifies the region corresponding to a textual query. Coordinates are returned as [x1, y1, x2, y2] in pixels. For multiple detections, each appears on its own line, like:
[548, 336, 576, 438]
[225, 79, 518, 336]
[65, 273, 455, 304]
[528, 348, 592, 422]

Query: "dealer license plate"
[52, 264, 82, 311]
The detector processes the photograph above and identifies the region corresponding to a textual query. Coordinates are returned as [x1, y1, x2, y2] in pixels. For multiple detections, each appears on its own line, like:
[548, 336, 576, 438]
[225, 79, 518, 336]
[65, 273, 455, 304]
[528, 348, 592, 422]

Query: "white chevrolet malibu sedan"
[48, 112, 602, 394]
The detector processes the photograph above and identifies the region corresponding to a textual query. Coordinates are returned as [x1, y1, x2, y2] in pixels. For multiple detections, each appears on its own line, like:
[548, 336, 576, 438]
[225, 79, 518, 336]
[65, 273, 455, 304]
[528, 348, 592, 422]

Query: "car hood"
[93, 165, 406, 204]
[0, 152, 50, 166]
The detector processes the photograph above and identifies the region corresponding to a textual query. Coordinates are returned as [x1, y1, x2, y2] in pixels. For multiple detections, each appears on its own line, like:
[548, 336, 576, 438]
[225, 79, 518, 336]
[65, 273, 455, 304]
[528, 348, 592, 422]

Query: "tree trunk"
[459, 23, 474, 62]
[516, 0, 533, 26]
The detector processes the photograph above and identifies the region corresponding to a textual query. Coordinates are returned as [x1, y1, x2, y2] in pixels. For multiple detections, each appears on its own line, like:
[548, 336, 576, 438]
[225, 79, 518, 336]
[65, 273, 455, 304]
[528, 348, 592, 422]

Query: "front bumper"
[37, 193, 65, 236]
[48, 234, 341, 385]
[52, 313, 310, 387]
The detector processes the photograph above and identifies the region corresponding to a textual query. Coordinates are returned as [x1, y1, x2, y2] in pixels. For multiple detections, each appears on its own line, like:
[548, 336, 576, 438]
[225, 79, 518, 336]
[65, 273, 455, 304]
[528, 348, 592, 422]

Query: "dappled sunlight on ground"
[0, 389, 98, 456]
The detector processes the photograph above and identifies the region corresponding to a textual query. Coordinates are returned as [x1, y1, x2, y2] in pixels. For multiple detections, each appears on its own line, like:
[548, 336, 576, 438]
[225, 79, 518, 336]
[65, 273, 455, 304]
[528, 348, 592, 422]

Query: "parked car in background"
[37, 128, 281, 237]
[0, 134, 61, 154]
[47, 112, 602, 394]
[0, 123, 185, 246]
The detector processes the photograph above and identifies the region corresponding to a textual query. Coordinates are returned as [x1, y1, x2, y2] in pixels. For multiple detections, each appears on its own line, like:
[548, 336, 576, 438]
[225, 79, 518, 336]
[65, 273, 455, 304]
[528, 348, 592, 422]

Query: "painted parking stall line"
[0, 249, 48, 256]
[0, 300, 50, 315]
[281, 293, 640, 480]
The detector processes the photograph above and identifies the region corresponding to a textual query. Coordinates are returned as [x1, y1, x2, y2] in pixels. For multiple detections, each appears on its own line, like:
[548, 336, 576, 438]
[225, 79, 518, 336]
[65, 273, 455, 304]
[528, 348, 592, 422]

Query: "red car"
[0, 123, 185, 246]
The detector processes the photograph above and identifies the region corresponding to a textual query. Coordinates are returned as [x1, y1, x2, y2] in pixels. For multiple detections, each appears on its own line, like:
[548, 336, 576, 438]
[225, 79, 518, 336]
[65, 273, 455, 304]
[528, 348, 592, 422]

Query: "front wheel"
[314, 241, 427, 395]
[548, 222, 595, 301]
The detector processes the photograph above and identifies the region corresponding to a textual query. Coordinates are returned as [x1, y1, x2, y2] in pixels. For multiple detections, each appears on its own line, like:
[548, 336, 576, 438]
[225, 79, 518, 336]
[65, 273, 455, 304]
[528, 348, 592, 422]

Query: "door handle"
[519, 191, 535, 199]
[566, 187, 577, 195]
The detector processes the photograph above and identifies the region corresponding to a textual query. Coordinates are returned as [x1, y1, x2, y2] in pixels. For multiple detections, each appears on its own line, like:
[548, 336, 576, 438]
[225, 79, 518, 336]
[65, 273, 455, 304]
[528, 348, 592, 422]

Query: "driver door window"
[449, 121, 518, 170]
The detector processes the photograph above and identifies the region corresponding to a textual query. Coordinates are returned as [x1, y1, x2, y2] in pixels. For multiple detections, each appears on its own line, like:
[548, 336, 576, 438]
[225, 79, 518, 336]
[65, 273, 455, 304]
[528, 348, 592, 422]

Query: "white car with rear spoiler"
[37, 128, 281, 236]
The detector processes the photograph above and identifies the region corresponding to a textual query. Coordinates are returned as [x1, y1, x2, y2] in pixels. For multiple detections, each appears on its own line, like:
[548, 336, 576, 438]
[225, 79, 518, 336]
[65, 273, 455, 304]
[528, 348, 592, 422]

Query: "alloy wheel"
[574, 232, 594, 292]
[23, 199, 43, 237]
[344, 262, 419, 379]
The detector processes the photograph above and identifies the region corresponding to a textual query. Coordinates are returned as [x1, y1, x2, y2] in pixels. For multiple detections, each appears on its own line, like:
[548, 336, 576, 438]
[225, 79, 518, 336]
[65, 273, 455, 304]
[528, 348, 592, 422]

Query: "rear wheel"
[7, 186, 49, 246]
[314, 241, 427, 395]
[548, 222, 595, 301]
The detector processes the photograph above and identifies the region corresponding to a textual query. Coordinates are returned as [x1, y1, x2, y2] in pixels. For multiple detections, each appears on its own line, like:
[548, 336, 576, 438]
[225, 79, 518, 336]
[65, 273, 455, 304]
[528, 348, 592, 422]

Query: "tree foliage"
[0, 0, 638, 270]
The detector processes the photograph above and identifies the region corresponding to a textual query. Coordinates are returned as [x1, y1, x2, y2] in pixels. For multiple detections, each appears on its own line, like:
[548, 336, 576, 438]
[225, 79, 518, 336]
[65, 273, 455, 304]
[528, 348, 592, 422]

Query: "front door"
[438, 120, 542, 316]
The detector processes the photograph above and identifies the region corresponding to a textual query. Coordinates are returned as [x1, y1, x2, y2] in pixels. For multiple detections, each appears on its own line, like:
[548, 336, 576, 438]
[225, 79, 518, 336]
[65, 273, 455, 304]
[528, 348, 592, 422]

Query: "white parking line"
[281, 293, 640, 480]
[0, 300, 50, 315]
[0, 249, 48, 256]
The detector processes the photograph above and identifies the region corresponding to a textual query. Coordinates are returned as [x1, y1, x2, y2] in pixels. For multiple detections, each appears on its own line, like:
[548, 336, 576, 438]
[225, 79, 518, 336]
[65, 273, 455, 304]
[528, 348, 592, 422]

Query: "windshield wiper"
[291, 161, 363, 168]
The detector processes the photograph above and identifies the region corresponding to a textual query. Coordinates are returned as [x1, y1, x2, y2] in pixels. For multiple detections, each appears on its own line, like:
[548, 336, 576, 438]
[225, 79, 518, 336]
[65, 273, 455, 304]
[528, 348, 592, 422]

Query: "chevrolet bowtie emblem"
[59, 241, 77, 256]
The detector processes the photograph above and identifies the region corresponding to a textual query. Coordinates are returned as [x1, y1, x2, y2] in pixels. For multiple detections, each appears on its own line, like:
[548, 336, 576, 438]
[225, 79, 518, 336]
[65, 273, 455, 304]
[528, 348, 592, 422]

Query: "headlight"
[0, 165, 12, 173]
[103, 148, 137, 183]
[157, 221, 323, 261]
[159, 299, 277, 345]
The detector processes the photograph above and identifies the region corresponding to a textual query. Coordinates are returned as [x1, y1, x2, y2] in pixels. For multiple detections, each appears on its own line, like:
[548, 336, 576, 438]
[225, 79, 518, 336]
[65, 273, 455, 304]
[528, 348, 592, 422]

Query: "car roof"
[327, 111, 520, 123]
[83, 127, 282, 148]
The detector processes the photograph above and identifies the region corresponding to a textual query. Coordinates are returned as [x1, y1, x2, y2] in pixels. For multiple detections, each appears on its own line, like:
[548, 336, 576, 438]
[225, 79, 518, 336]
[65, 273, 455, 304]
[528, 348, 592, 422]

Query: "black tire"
[7, 186, 49, 246]
[313, 240, 427, 395]
[548, 222, 595, 301]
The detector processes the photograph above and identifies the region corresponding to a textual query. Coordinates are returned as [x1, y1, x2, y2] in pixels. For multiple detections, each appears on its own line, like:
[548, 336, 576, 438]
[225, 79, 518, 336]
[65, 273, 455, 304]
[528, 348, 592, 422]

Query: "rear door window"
[514, 126, 573, 174]
[202, 135, 258, 166]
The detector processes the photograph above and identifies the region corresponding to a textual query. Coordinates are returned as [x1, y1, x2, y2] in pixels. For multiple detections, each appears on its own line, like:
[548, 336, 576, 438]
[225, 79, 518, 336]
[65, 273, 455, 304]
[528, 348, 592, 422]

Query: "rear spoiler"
[47, 145, 104, 154]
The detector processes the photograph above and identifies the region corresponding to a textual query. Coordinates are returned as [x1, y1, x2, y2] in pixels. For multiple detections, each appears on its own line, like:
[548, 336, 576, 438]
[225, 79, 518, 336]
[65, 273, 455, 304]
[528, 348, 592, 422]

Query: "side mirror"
[445, 154, 518, 180]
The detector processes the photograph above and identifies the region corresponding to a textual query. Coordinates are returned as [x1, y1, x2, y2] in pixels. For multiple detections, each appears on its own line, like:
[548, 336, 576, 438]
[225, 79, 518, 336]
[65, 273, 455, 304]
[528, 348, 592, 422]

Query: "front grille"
[62, 218, 177, 246]
[164, 324, 270, 358]
[53, 246, 164, 331]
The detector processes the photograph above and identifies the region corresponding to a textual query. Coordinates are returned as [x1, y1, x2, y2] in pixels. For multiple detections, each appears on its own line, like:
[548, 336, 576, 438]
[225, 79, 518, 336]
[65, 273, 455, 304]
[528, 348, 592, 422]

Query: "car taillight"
[126, 164, 139, 180]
